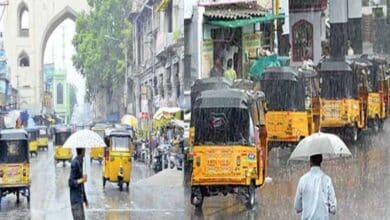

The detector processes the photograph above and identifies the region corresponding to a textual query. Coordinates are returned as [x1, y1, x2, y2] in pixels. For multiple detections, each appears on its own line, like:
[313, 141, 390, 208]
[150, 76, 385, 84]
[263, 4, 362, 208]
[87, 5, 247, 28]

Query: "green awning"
[207, 14, 285, 28]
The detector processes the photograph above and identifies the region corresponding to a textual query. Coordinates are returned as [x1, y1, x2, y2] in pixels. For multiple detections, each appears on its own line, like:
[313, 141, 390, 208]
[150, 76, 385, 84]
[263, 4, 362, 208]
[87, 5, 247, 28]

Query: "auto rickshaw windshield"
[194, 107, 255, 146]
[111, 136, 130, 151]
[55, 132, 71, 146]
[261, 80, 305, 111]
[321, 72, 355, 99]
[39, 129, 47, 136]
[0, 140, 29, 163]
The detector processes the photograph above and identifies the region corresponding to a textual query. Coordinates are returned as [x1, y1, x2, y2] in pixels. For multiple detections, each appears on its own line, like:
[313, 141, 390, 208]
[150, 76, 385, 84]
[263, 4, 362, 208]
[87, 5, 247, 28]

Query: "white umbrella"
[289, 132, 352, 161]
[63, 129, 106, 149]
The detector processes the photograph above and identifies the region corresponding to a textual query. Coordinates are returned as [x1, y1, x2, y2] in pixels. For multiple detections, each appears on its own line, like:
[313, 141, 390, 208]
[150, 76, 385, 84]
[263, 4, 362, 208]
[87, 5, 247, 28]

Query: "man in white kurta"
[294, 154, 337, 220]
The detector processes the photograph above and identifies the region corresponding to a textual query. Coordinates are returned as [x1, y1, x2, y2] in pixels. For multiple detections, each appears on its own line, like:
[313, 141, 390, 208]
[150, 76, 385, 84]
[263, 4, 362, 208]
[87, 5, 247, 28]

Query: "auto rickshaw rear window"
[194, 107, 254, 146]
[0, 140, 29, 163]
[111, 136, 130, 151]
[55, 132, 70, 146]
[262, 80, 305, 111]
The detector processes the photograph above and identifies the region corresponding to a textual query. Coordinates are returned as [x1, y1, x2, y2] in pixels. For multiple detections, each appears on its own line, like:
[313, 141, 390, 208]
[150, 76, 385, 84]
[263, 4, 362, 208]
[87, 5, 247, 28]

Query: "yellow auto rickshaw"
[90, 124, 111, 164]
[103, 129, 133, 191]
[190, 88, 268, 210]
[53, 126, 73, 167]
[0, 129, 31, 209]
[260, 67, 320, 149]
[37, 125, 49, 151]
[26, 128, 39, 157]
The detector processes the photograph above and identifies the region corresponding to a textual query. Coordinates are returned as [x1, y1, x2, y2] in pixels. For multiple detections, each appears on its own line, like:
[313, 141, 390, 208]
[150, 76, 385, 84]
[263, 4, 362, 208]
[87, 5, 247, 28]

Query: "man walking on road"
[294, 154, 337, 220]
[69, 148, 88, 220]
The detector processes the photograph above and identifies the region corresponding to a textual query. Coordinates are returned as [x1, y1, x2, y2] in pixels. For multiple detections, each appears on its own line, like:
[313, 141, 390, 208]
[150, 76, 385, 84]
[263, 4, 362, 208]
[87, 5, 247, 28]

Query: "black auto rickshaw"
[0, 129, 31, 209]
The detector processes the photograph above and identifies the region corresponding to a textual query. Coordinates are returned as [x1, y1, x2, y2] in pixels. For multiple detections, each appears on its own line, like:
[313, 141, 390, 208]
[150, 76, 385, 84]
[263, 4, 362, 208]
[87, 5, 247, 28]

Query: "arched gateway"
[3, 0, 88, 111]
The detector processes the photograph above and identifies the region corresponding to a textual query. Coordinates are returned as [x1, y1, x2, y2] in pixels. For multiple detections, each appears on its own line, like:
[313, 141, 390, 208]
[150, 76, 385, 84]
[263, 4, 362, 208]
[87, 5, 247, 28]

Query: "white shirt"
[294, 166, 337, 220]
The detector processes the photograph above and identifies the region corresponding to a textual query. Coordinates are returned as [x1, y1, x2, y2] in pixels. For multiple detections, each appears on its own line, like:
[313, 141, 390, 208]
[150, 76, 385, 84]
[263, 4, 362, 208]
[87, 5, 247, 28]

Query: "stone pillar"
[347, 0, 362, 54]
[171, 61, 178, 105]
[134, 80, 141, 117]
[163, 69, 170, 106]
[329, 0, 348, 59]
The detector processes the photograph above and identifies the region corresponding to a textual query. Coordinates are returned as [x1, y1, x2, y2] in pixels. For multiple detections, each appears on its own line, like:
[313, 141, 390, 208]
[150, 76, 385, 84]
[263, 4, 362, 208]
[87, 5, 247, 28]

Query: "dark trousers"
[71, 203, 85, 220]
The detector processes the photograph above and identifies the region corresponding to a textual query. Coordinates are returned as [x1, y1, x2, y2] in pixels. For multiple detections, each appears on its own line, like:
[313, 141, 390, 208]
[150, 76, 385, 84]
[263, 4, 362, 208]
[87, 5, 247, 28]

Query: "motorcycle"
[152, 144, 171, 173]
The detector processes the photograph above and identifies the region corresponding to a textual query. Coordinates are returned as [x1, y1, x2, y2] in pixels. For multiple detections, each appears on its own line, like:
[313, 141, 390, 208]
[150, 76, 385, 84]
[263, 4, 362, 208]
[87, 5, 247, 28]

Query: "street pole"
[125, 44, 128, 114]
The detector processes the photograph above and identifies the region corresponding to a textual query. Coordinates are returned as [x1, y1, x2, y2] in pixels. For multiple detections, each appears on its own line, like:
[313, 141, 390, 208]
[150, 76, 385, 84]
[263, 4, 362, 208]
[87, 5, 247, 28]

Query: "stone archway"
[3, 0, 89, 110]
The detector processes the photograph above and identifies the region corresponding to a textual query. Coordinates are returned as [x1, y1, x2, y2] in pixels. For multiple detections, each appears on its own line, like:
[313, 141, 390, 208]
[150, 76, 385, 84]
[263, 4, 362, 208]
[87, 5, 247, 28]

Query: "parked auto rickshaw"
[184, 77, 232, 188]
[260, 67, 320, 149]
[103, 129, 133, 191]
[319, 59, 368, 141]
[53, 126, 73, 167]
[26, 128, 39, 157]
[0, 129, 31, 209]
[190, 88, 268, 210]
[90, 125, 109, 164]
[361, 54, 389, 129]
[36, 125, 49, 150]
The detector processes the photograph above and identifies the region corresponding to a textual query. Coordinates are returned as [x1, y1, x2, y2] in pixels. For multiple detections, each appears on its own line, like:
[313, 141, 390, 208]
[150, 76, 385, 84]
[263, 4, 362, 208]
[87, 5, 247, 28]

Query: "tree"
[72, 0, 132, 105]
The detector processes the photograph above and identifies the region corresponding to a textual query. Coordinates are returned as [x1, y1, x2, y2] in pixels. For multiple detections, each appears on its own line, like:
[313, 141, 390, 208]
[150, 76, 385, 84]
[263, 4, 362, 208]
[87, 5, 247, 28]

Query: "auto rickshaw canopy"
[0, 129, 29, 163]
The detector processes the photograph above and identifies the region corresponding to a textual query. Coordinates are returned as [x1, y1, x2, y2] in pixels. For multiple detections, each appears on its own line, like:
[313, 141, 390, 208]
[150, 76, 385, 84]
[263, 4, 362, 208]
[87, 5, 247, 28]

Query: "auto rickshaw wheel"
[118, 180, 123, 191]
[191, 187, 204, 209]
[102, 177, 106, 188]
[16, 190, 20, 204]
[26, 188, 30, 204]
[126, 182, 130, 191]
[98, 158, 103, 165]
[62, 161, 66, 168]
[372, 117, 380, 133]
[245, 183, 256, 210]
[379, 119, 384, 131]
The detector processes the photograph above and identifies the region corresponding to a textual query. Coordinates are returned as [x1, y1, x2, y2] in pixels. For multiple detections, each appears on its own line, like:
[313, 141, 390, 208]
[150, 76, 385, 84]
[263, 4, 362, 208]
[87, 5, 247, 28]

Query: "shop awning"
[207, 14, 285, 28]
[156, 0, 171, 12]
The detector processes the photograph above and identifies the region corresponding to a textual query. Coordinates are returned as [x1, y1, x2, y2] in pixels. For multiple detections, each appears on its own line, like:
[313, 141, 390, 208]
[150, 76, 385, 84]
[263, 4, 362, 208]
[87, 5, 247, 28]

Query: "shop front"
[200, 2, 284, 79]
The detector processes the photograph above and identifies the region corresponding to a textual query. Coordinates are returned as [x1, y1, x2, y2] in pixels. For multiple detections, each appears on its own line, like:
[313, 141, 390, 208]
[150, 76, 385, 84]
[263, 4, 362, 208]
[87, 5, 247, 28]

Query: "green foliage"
[72, 0, 132, 101]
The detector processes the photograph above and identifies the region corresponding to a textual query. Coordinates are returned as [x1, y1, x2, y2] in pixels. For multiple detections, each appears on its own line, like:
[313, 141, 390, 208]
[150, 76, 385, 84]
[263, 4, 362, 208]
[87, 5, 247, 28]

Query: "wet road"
[0, 146, 185, 220]
[0, 122, 389, 220]
[187, 122, 390, 220]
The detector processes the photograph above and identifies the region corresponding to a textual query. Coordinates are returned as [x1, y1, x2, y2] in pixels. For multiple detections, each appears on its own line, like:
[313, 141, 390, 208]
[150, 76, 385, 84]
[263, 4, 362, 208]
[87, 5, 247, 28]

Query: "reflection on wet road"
[0, 123, 389, 220]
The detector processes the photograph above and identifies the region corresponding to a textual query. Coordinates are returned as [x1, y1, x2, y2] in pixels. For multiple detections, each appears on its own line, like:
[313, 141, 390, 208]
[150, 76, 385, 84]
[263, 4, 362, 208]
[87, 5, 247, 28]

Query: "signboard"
[289, 0, 327, 12]
[199, 0, 256, 6]
[202, 39, 214, 78]
[243, 33, 260, 75]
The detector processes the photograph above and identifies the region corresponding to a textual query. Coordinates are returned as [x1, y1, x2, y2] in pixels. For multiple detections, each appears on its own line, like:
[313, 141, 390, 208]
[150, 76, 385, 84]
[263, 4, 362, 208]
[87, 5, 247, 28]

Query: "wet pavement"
[0, 122, 389, 220]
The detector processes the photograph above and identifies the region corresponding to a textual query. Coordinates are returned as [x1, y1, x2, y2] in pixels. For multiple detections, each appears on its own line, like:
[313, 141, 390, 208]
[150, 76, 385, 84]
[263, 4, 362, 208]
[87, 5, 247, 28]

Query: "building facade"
[129, 0, 185, 119]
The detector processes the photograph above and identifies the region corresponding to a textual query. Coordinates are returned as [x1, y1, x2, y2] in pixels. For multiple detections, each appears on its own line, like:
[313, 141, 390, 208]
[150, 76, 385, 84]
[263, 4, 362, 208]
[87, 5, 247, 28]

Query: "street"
[0, 123, 388, 219]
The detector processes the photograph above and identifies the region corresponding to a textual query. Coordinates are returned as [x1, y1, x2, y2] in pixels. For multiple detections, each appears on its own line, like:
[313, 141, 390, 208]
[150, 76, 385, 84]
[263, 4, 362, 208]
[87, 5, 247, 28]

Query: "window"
[18, 51, 30, 67]
[56, 83, 64, 104]
[292, 20, 314, 62]
[18, 3, 29, 37]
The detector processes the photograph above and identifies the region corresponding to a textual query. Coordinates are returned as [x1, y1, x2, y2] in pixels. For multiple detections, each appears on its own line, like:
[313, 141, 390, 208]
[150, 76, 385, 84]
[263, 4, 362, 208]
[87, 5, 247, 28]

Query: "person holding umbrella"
[69, 148, 88, 220]
[64, 129, 107, 220]
[289, 132, 352, 220]
[294, 154, 337, 219]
